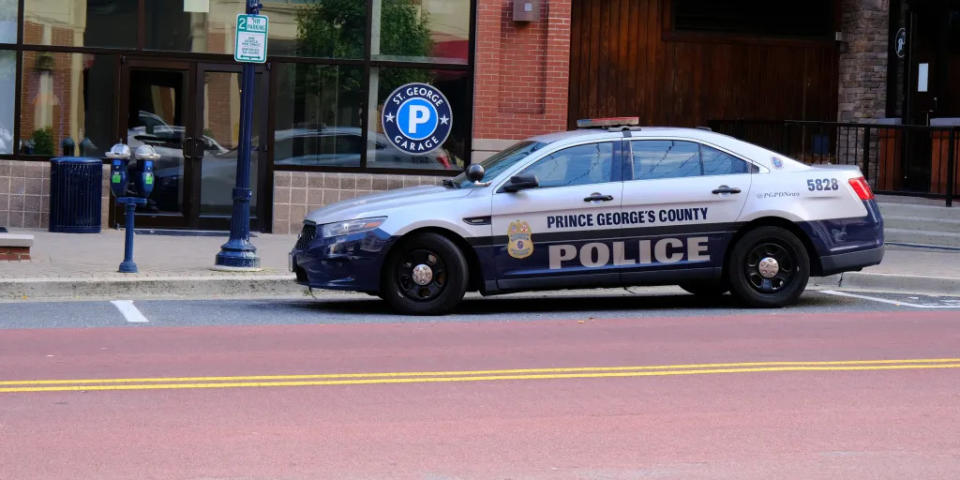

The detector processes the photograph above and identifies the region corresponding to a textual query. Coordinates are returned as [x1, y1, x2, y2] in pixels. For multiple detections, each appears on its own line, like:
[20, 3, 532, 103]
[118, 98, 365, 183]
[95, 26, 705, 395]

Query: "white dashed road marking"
[821, 290, 960, 309]
[110, 300, 149, 323]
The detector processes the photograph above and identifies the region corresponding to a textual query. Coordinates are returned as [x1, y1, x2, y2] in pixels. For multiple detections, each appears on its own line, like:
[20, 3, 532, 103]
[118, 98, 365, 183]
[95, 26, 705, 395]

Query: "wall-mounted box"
[513, 0, 540, 22]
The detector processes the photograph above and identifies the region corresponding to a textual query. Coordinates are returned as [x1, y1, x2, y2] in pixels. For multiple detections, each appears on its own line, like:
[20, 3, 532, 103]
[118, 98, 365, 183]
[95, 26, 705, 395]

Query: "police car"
[290, 118, 883, 314]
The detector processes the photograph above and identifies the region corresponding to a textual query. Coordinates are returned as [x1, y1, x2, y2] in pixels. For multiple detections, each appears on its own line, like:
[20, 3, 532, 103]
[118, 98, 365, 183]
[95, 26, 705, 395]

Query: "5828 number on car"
[807, 178, 839, 191]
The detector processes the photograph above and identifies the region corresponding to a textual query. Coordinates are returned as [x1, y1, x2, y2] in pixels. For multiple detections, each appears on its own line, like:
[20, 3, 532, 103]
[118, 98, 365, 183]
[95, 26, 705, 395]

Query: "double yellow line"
[2, 358, 959, 393]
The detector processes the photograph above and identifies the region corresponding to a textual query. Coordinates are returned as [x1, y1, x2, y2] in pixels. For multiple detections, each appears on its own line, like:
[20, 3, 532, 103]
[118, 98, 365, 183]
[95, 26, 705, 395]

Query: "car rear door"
[617, 139, 754, 284]
[490, 140, 626, 290]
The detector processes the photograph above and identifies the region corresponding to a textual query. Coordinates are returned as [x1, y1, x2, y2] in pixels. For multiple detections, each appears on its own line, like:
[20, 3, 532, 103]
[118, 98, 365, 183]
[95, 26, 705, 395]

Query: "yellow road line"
[1, 357, 958, 387]
[2, 361, 959, 393]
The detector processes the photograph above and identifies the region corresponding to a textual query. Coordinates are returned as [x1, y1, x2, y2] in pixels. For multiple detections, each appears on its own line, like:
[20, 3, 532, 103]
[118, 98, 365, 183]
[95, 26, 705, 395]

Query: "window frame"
[624, 138, 760, 182]
[494, 139, 626, 194]
[661, 0, 840, 47]
[516, 140, 618, 190]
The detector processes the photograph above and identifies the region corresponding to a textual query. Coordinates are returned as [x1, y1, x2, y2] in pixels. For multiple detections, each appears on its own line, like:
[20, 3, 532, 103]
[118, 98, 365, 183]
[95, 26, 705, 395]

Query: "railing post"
[862, 126, 871, 181]
[781, 122, 789, 154]
[947, 127, 956, 207]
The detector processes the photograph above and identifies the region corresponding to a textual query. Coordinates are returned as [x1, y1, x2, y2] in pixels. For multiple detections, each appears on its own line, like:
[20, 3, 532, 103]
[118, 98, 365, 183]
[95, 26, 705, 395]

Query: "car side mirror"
[502, 175, 539, 193]
[466, 164, 485, 182]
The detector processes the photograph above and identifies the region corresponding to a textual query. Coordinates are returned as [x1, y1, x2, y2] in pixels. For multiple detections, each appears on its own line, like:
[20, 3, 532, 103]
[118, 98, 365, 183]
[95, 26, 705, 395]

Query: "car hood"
[304, 185, 474, 225]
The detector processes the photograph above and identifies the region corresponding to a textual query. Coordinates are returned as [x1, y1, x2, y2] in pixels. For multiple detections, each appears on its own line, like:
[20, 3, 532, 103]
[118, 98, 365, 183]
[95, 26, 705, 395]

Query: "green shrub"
[31, 127, 55, 156]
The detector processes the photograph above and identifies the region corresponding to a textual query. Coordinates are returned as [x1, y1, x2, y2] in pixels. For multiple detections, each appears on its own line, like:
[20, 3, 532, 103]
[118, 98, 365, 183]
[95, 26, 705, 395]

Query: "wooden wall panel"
[568, 0, 839, 128]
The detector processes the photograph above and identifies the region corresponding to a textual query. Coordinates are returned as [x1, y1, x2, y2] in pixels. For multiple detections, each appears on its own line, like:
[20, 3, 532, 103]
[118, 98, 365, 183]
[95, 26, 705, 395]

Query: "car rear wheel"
[679, 280, 729, 297]
[381, 232, 468, 315]
[727, 226, 809, 308]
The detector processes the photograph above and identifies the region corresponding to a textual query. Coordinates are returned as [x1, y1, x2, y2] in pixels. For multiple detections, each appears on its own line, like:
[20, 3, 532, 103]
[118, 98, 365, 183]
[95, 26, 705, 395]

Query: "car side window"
[520, 142, 615, 188]
[701, 144, 756, 175]
[631, 140, 701, 180]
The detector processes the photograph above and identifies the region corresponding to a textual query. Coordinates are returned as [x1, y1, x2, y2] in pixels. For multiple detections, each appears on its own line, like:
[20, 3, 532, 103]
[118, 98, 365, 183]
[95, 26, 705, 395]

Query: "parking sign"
[234, 14, 268, 63]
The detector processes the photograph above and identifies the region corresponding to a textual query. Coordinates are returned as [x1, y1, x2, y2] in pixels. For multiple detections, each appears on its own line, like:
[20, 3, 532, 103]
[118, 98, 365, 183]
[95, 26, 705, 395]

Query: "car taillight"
[848, 176, 874, 200]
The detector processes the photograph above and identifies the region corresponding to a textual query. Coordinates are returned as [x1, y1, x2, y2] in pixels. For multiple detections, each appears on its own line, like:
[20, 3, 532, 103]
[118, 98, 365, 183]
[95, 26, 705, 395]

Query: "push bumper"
[289, 229, 396, 293]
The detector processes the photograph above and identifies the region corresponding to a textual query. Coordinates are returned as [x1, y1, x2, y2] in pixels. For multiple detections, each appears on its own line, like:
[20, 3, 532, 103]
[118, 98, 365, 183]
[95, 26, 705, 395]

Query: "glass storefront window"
[19, 52, 118, 157]
[270, 0, 365, 58]
[146, 0, 364, 59]
[145, 0, 231, 54]
[274, 63, 364, 167]
[0, 0, 16, 44]
[366, 67, 468, 171]
[23, 0, 137, 48]
[372, 0, 470, 65]
[0, 51, 14, 153]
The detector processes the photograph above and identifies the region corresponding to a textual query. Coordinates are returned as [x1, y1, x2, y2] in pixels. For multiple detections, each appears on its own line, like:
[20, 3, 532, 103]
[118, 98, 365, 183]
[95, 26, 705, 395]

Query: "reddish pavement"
[1, 310, 959, 479]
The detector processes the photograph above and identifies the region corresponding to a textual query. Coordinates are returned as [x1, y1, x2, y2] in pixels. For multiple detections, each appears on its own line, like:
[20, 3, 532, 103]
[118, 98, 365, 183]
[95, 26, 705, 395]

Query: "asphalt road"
[1, 288, 959, 479]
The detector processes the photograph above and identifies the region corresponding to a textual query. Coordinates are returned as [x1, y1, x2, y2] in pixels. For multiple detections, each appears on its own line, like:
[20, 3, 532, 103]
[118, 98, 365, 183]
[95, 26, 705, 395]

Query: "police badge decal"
[507, 220, 533, 259]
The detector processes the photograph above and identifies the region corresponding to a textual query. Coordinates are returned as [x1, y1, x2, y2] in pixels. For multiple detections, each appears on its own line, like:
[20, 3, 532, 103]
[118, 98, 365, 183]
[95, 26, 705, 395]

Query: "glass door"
[195, 63, 268, 230]
[118, 59, 268, 230]
[120, 59, 196, 228]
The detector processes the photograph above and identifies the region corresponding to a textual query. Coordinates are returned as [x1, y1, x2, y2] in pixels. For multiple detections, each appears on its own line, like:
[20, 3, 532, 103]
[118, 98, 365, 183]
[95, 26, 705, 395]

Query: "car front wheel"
[381, 232, 469, 315]
[727, 226, 809, 308]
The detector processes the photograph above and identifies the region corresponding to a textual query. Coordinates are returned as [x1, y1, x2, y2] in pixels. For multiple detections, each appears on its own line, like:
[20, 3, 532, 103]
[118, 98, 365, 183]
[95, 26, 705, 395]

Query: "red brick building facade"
[472, 0, 571, 160]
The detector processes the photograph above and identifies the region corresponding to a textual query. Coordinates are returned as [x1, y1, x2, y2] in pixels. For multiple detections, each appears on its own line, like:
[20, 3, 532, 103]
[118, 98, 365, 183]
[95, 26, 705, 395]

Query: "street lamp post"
[215, 0, 262, 270]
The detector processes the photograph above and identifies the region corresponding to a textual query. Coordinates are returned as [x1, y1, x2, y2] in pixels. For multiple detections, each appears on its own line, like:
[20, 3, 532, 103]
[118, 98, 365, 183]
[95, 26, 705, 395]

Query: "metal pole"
[862, 126, 871, 182]
[119, 201, 138, 273]
[947, 127, 956, 208]
[216, 0, 261, 270]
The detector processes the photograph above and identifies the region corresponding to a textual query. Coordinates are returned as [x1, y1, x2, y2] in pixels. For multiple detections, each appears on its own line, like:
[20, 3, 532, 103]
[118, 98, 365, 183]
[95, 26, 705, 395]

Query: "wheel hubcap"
[411, 264, 433, 286]
[397, 249, 447, 301]
[757, 257, 780, 278]
[744, 242, 796, 294]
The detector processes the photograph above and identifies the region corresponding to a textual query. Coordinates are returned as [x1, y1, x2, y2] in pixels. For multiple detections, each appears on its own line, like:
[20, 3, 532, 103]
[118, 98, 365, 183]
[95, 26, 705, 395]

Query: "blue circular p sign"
[382, 83, 452, 155]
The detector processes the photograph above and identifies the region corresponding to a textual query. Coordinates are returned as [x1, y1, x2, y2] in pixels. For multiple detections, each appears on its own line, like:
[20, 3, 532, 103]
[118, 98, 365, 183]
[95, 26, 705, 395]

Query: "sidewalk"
[0, 229, 958, 301]
[0, 229, 311, 301]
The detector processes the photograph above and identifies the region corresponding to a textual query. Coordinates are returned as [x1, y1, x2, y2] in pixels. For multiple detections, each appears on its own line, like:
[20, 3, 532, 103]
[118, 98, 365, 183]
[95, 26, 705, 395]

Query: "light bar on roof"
[576, 117, 640, 129]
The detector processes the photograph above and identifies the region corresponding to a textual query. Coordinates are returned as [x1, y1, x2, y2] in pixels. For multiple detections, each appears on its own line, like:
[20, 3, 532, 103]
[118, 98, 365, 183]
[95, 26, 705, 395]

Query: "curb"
[838, 272, 960, 296]
[1, 272, 958, 302]
[0, 275, 312, 302]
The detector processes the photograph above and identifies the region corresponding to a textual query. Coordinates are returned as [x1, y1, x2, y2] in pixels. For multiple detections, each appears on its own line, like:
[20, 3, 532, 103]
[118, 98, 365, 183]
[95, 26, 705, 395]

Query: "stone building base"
[0, 160, 112, 231]
[1, 159, 447, 235]
[272, 172, 443, 234]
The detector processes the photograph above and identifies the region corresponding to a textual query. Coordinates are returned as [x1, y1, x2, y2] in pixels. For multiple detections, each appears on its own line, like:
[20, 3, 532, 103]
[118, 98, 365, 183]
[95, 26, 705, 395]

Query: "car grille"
[295, 223, 317, 250]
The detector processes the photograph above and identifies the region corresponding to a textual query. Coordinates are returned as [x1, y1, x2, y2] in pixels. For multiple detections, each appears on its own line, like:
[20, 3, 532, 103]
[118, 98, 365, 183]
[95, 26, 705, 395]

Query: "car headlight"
[321, 217, 386, 238]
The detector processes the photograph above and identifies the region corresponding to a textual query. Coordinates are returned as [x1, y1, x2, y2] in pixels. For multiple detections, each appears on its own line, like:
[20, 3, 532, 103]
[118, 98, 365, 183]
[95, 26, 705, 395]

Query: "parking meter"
[109, 160, 128, 198]
[106, 143, 131, 198]
[105, 142, 146, 273]
[133, 145, 160, 198]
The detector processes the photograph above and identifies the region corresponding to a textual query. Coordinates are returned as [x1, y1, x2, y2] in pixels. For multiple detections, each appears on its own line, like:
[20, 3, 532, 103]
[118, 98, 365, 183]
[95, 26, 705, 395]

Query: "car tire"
[381, 232, 469, 315]
[679, 280, 729, 297]
[726, 226, 809, 308]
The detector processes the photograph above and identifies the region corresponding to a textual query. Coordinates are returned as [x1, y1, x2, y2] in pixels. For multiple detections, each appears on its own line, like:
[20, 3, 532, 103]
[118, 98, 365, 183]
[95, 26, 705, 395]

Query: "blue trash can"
[49, 157, 102, 233]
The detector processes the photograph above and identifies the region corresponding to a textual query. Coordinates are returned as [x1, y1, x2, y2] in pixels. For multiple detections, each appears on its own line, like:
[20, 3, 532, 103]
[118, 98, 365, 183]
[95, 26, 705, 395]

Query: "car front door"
[491, 140, 625, 290]
[618, 139, 754, 284]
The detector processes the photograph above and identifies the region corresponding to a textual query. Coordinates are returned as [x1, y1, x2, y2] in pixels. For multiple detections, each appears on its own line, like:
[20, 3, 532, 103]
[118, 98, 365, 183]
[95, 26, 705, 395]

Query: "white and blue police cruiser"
[290, 118, 883, 314]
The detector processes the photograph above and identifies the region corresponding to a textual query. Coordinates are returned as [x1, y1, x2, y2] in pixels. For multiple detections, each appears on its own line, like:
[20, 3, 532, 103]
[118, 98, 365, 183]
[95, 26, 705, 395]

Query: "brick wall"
[272, 172, 442, 234]
[472, 0, 572, 160]
[0, 247, 31, 261]
[839, 0, 889, 121]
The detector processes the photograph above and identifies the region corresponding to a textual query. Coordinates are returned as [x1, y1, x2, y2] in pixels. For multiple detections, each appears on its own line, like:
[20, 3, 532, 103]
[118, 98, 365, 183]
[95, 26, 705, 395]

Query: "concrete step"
[877, 202, 960, 221]
[883, 215, 960, 232]
[875, 194, 951, 207]
[884, 228, 960, 247]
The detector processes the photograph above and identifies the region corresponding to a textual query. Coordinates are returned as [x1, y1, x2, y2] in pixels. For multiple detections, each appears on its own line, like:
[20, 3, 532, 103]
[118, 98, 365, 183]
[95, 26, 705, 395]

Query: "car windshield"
[452, 141, 547, 188]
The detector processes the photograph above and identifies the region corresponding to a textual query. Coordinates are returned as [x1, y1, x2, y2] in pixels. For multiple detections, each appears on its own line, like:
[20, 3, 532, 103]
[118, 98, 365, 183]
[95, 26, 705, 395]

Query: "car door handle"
[711, 185, 741, 195]
[583, 193, 614, 202]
